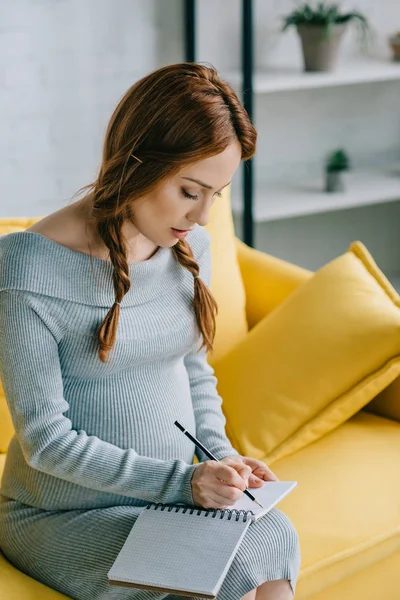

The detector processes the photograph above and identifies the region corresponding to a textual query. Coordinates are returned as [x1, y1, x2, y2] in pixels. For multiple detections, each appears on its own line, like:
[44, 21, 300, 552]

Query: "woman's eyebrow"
[181, 177, 231, 190]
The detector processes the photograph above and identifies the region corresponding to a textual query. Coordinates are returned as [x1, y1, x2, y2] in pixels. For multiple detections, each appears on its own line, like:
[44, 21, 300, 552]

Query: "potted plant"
[281, 2, 370, 72]
[325, 149, 350, 192]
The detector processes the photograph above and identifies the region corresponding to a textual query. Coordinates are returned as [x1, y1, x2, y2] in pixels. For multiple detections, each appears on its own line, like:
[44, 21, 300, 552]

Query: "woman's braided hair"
[70, 62, 257, 363]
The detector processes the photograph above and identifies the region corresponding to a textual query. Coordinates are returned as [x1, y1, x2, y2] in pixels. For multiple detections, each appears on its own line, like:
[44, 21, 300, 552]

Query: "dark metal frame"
[183, 0, 254, 247]
[184, 0, 196, 63]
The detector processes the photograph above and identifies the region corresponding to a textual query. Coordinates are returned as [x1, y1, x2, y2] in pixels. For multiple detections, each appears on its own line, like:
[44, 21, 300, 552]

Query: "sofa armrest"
[0, 217, 44, 233]
[234, 236, 313, 329]
[363, 375, 400, 423]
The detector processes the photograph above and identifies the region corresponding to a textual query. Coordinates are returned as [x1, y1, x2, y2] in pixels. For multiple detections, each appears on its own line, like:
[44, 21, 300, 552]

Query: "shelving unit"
[226, 58, 400, 257]
[185, 1, 400, 289]
[229, 8, 400, 289]
[224, 56, 400, 228]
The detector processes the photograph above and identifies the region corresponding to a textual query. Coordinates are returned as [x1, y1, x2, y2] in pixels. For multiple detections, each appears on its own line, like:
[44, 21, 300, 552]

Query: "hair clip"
[115, 301, 121, 306]
[130, 153, 143, 163]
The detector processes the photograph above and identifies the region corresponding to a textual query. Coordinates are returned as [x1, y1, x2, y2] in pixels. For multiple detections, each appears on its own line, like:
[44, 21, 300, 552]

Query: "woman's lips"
[171, 228, 190, 239]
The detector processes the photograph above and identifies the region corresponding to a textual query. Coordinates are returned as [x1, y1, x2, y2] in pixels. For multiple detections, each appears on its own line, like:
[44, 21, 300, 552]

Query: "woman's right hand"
[190, 460, 251, 509]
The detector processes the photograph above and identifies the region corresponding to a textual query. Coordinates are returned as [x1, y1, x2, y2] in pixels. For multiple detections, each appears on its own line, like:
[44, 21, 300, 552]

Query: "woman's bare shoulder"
[25, 205, 87, 252]
[26, 205, 69, 234]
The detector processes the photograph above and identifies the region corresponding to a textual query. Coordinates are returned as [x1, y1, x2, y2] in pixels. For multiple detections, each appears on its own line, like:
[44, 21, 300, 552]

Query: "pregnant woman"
[0, 62, 301, 600]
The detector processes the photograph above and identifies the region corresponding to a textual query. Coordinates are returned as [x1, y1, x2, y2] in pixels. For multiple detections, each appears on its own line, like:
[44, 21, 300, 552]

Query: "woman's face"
[126, 140, 242, 249]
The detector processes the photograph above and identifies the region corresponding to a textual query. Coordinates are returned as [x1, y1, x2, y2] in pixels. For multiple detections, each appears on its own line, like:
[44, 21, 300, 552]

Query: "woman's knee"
[257, 508, 300, 560]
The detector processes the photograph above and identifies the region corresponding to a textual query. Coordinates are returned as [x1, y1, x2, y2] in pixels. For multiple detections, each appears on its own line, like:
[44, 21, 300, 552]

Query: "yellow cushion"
[213, 240, 400, 463]
[272, 410, 400, 599]
[234, 236, 313, 329]
[204, 187, 249, 364]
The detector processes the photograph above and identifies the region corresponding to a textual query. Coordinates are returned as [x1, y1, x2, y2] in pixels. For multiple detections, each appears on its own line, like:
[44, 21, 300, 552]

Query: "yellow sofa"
[1, 190, 399, 599]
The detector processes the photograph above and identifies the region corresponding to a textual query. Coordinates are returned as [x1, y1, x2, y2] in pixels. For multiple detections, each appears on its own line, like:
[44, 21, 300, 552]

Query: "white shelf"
[223, 59, 400, 94]
[231, 166, 400, 223]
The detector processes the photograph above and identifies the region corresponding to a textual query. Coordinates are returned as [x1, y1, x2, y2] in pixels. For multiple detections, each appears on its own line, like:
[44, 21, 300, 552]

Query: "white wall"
[0, 0, 180, 216]
[1, 0, 400, 277]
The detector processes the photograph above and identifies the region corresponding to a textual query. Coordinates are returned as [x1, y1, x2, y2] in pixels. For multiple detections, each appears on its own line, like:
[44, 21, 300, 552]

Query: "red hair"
[71, 62, 257, 363]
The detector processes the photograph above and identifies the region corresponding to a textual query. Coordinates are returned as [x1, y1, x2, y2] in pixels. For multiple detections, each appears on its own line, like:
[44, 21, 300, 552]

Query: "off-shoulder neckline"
[12, 231, 166, 268]
[0, 226, 206, 307]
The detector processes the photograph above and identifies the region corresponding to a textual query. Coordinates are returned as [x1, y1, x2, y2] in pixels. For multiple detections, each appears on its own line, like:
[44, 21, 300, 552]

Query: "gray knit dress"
[0, 226, 301, 600]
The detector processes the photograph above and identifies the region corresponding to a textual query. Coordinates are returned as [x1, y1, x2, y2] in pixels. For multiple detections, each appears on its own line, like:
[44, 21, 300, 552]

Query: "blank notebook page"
[107, 506, 252, 598]
[231, 481, 298, 521]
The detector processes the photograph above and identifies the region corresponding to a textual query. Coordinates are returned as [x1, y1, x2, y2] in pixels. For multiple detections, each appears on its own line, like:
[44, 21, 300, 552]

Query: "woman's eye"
[181, 189, 223, 201]
[181, 189, 198, 200]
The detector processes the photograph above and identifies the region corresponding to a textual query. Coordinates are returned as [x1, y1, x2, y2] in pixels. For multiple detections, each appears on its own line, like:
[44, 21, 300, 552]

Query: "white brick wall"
[0, 0, 161, 216]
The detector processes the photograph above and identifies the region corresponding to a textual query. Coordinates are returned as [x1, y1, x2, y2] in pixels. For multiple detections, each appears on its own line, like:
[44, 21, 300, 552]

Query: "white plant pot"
[325, 171, 347, 193]
[297, 23, 348, 72]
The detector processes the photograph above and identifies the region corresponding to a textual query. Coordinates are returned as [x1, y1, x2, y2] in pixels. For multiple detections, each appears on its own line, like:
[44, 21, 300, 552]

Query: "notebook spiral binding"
[146, 502, 255, 522]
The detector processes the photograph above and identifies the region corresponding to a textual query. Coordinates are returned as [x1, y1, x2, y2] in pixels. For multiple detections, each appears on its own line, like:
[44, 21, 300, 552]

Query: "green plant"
[282, 2, 370, 41]
[326, 149, 350, 172]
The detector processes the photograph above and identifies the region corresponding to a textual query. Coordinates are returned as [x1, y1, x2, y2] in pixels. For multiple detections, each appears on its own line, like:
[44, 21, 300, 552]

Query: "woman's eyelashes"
[181, 188, 223, 201]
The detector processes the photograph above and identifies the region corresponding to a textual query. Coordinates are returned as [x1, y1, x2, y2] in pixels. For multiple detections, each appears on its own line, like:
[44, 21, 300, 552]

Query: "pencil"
[174, 420, 264, 509]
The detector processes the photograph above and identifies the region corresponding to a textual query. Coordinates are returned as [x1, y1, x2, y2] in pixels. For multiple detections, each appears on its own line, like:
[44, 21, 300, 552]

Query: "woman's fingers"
[248, 474, 264, 486]
[216, 463, 250, 490]
[242, 458, 279, 482]
[213, 480, 245, 507]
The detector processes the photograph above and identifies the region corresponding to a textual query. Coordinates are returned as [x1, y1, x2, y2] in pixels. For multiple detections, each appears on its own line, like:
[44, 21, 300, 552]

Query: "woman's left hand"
[219, 455, 279, 488]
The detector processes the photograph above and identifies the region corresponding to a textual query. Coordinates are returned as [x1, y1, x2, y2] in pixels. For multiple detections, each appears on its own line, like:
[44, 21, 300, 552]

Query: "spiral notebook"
[107, 481, 297, 599]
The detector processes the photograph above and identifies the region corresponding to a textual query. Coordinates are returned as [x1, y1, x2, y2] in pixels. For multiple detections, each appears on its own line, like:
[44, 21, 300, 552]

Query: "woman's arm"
[184, 237, 239, 463]
[0, 290, 197, 506]
[184, 340, 239, 463]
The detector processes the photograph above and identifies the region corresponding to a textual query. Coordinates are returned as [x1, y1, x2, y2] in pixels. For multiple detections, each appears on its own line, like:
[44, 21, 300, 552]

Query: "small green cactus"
[326, 149, 350, 172]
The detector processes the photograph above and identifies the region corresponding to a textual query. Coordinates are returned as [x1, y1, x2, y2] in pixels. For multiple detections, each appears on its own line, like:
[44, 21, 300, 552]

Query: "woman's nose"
[189, 198, 213, 227]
